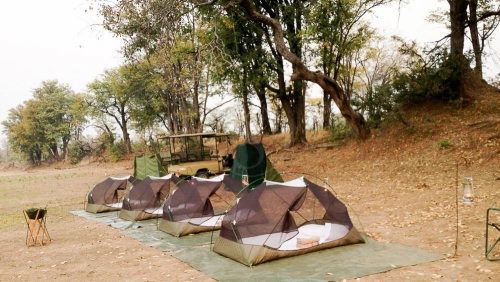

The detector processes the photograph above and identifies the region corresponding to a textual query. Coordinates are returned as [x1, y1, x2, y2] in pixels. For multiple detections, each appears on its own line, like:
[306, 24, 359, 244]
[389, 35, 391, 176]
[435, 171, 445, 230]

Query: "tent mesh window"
[159, 177, 238, 236]
[215, 177, 364, 265]
[118, 175, 180, 221]
[86, 176, 138, 213]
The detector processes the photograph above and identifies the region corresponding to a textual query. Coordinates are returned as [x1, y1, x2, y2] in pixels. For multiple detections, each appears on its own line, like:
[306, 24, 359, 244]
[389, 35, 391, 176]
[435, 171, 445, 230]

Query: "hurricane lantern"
[462, 177, 474, 204]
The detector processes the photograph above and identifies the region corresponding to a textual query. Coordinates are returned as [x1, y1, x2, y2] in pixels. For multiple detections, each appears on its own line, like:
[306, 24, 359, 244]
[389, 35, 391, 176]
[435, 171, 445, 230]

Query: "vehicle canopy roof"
[158, 132, 229, 139]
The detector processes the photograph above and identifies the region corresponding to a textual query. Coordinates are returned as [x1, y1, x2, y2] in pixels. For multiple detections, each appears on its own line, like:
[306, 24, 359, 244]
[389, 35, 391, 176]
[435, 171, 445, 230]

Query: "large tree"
[304, 0, 390, 129]
[96, 0, 376, 142]
[87, 67, 136, 154]
[213, 1, 318, 145]
[211, 7, 275, 137]
[99, 0, 221, 134]
[446, 0, 500, 88]
[2, 81, 82, 163]
[2, 105, 43, 163]
[237, 0, 371, 140]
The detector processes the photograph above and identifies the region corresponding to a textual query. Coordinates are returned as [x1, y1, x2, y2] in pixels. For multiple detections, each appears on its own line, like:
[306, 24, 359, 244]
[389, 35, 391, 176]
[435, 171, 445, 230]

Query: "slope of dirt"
[260, 82, 500, 281]
[1, 82, 500, 281]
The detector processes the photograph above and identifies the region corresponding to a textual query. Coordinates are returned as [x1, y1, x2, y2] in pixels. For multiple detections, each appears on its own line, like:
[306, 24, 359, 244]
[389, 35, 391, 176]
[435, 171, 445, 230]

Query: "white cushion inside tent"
[298, 223, 326, 236]
[241, 231, 298, 249]
[277, 223, 349, 251]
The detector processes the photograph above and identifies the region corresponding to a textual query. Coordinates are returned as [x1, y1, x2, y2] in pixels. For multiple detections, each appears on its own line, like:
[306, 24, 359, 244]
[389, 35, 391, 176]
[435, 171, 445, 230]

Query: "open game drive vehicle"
[157, 132, 234, 178]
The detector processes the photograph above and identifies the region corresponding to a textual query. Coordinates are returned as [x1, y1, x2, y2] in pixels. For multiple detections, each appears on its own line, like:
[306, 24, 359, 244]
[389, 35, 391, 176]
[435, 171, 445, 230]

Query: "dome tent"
[212, 177, 365, 266]
[158, 175, 236, 237]
[85, 176, 137, 213]
[133, 154, 168, 180]
[229, 143, 283, 189]
[119, 174, 181, 221]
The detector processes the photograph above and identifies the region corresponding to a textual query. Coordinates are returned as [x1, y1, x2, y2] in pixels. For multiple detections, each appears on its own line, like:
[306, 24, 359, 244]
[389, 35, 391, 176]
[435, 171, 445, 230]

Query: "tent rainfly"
[85, 176, 137, 213]
[229, 143, 283, 189]
[159, 175, 236, 237]
[133, 154, 168, 180]
[212, 177, 365, 266]
[119, 174, 181, 221]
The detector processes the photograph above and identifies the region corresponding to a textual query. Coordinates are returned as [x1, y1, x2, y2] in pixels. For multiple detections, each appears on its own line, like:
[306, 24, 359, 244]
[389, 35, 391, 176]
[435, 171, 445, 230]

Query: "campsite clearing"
[1, 88, 500, 281]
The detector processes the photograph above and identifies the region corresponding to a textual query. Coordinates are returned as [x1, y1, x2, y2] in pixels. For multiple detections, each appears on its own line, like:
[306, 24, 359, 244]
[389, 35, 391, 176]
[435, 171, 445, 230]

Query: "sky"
[0, 1, 123, 139]
[372, 1, 499, 76]
[0, 0, 498, 142]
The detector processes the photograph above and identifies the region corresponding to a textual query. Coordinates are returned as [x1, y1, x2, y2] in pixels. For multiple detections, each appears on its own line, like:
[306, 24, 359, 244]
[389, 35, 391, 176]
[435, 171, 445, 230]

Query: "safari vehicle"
[157, 132, 233, 178]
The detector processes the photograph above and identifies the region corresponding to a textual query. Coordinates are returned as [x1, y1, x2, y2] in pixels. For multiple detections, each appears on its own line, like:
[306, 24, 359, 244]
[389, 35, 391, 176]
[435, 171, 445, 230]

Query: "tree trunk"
[449, 0, 468, 58]
[49, 144, 59, 160]
[322, 90, 332, 129]
[273, 100, 283, 134]
[161, 89, 175, 133]
[122, 126, 132, 154]
[288, 1, 308, 145]
[448, 0, 470, 97]
[254, 84, 273, 135]
[192, 77, 201, 132]
[120, 109, 132, 154]
[103, 123, 115, 145]
[292, 81, 308, 144]
[239, 0, 370, 140]
[192, 51, 202, 132]
[468, 0, 483, 77]
[242, 90, 252, 143]
[322, 41, 338, 130]
[62, 137, 69, 161]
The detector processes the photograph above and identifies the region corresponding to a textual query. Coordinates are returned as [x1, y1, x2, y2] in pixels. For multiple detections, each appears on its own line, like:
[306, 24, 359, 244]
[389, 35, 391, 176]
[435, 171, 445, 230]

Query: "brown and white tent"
[85, 176, 137, 213]
[119, 175, 182, 221]
[212, 177, 365, 266]
[158, 175, 239, 237]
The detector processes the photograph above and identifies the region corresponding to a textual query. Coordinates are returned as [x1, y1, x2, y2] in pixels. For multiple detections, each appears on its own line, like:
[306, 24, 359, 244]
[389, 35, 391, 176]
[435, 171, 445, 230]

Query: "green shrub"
[328, 116, 353, 141]
[392, 46, 471, 106]
[109, 142, 126, 162]
[352, 83, 396, 129]
[132, 140, 148, 153]
[68, 140, 92, 165]
[437, 139, 452, 148]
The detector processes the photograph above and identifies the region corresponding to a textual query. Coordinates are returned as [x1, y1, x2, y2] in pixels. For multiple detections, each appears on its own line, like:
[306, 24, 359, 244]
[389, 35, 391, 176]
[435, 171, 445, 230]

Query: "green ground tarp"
[71, 210, 443, 281]
[133, 154, 168, 180]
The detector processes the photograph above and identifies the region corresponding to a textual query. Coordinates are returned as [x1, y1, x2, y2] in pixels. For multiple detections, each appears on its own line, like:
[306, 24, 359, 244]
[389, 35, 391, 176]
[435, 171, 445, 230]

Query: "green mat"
[172, 238, 442, 281]
[70, 210, 215, 251]
[71, 210, 443, 281]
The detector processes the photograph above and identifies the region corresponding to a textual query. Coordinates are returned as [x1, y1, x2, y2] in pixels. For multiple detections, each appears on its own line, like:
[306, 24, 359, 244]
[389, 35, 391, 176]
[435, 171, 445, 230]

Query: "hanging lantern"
[242, 174, 248, 186]
[462, 177, 474, 204]
[242, 168, 249, 186]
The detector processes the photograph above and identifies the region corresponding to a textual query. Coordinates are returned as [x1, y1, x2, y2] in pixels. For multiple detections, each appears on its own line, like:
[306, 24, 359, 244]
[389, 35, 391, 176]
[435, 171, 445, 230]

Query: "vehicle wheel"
[196, 171, 209, 179]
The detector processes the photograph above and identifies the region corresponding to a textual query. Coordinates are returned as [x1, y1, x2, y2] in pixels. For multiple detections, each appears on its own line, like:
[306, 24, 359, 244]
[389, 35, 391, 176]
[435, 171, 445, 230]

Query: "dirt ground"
[1, 85, 500, 281]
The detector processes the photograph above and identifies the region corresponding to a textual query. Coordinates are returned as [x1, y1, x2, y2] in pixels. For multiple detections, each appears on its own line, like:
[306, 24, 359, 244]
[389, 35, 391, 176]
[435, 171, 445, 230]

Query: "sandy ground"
[2, 89, 500, 281]
[1, 143, 499, 282]
[0, 163, 215, 282]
